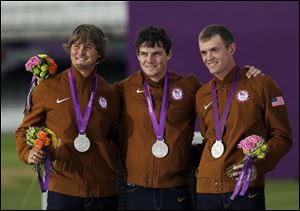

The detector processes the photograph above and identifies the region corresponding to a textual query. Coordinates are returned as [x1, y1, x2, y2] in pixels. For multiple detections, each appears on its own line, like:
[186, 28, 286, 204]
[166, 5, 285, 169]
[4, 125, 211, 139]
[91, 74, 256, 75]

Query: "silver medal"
[74, 134, 90, 152]
[152, 140, 168, 158]
[211, 140, 224, 158]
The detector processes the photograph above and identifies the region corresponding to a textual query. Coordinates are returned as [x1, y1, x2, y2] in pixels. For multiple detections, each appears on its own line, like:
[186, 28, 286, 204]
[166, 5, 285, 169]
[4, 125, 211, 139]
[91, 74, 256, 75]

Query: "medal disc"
[152, 141, 168, 158]
[211, 141, 224, 158]
[74, 134, 90, 152]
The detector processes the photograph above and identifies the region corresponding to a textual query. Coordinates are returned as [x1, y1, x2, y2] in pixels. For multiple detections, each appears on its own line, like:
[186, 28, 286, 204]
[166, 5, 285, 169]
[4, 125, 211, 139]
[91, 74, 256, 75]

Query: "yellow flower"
[44, 128, 58, 148]
[38, 54, 48, 58]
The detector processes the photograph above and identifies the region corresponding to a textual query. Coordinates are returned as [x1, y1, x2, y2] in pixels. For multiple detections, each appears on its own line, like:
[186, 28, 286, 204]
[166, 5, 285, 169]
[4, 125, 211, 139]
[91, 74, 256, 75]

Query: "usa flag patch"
[271, 96, 285, 107]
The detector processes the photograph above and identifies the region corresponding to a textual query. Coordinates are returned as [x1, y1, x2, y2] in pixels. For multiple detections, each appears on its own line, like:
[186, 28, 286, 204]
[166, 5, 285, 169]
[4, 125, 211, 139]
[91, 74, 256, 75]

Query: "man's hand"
[244, 65, 262, 78]
[27, 148, 46, 165]
[231, 164, 257, 181]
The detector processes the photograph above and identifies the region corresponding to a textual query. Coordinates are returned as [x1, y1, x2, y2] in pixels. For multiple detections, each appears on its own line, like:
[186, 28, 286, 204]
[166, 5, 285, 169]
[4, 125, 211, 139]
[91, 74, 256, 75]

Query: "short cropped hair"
[199, 24, 234, 48]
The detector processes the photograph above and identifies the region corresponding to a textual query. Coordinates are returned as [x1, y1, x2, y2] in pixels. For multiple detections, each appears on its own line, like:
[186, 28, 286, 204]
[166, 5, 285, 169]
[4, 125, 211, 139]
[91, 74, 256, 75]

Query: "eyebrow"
[139, 50, 164, 54]
[201, 47, 218, 52]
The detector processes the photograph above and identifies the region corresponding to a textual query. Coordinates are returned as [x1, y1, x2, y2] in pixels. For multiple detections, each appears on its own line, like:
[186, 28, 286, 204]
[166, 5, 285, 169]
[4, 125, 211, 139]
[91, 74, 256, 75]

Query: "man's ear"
[95, 54, 102, 64]
[167, 49, 172, 60]
[229, 43, 236, 55]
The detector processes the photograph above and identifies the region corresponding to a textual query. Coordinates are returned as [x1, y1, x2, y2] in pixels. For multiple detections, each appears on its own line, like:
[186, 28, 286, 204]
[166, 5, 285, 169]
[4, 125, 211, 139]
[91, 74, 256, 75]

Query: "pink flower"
[25, 56, 41, 71]
[238, 134, 263, 153]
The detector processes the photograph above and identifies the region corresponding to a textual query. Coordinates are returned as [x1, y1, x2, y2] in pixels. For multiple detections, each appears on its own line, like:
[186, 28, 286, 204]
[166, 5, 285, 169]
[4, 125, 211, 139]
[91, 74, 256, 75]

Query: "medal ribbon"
[68, 68, 98, 134]
[212, 68, 240, 141]
[144, 72, 169, 140]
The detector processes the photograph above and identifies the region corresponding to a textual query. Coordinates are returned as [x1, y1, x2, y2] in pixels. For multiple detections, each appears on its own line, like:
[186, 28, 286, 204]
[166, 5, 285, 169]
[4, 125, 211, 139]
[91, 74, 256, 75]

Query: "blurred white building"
[1, 1, 127, 40]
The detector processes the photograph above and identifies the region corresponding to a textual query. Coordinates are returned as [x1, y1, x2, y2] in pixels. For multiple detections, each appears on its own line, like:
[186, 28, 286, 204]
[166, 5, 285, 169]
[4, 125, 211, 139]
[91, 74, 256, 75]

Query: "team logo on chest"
[171, 87, 184, 101]
[236, 90, 250, 102]
[98, 96, 108, 109]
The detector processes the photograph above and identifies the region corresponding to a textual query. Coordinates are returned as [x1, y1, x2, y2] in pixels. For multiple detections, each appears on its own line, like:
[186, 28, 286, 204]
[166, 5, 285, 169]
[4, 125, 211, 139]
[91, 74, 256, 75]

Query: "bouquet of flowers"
[25, 54, 57, 79]
[226, 134, 268, 200]
[26, 126, 58, 192]
[24, 54, 57, 112]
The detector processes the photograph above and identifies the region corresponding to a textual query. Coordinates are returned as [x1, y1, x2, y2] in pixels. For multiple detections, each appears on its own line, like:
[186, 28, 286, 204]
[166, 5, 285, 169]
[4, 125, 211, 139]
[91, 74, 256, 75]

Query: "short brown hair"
[199, 24, 234, 48]
[63, 24, 107, 62]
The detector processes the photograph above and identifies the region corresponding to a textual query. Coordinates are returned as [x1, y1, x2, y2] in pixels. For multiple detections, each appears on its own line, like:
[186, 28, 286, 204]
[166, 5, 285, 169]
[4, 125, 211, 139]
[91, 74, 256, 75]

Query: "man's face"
[199, 34, 235, 78]
[137, 43, 171, 82]
[70, 41, 100, 71]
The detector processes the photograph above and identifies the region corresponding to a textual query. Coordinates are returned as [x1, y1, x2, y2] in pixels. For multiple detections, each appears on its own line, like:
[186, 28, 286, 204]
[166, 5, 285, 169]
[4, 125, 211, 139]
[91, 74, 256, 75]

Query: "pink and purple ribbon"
[25, 76, 39, 112]
[37, 150, 51, 192]
[230, 154, 253, 200]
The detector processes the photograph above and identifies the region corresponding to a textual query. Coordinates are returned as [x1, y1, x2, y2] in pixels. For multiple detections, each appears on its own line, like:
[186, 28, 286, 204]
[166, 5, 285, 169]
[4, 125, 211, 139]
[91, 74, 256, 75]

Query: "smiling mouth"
[207, 62, 218, 67]
[145, 65, 157, 69]
[77, 58, 88, 61]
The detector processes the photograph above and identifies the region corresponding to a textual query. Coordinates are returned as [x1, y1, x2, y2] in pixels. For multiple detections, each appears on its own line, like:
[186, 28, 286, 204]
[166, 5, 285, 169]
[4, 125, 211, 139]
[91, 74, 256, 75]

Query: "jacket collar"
[71, 65, 96, 87]
[213, 66, 237, 86]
